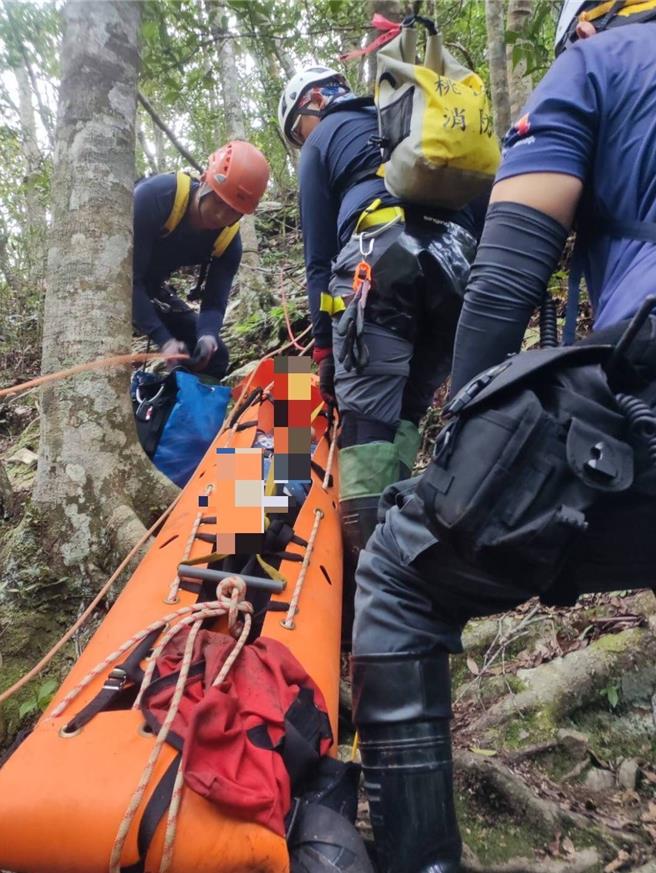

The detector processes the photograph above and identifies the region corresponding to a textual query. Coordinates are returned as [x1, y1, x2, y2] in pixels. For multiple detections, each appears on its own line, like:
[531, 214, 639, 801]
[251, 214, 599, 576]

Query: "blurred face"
[196, 189, 242, 229]
[295, 106, 322, 145]
[291, 91, 326, 146]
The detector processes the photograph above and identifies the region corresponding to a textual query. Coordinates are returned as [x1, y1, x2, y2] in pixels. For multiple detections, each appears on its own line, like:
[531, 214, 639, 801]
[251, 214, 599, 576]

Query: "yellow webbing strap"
[183, 551, 229, 565]
[161, 172, 240, 260]
[320, 292, 346, 315]
[212, 222, 240, 258]
[355, 196, 405, 234]
[255, 554, 289, 587]
[162, 171, 191, 237]
[581, 0, 656, 22]
[264, 458, 277, 497]
[311, 400, 324, 422]
[354, 198, 382, 234]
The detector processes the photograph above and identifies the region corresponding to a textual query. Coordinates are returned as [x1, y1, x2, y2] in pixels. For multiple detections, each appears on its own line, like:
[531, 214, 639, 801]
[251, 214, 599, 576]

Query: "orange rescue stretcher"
[0, 358, 342, 873]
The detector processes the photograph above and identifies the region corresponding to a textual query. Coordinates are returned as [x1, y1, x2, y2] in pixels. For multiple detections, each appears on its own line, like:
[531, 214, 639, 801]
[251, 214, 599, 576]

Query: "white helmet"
[555, 0, 586, 54]
[555, 0, 656, 55]
[278, 65, 348, 148]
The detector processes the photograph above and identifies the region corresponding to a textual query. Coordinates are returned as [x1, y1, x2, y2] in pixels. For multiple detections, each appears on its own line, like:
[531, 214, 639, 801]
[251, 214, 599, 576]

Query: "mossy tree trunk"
[31, 0, 175, 570]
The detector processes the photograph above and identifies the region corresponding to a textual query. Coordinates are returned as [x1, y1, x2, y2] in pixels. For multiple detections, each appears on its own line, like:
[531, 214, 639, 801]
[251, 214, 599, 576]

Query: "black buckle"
[103, 667, 127, 691]
[584, 441, 618, 481]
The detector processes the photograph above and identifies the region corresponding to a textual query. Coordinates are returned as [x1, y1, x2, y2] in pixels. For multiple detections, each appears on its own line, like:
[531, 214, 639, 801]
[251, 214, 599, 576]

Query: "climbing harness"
[336, 210, 403, 373]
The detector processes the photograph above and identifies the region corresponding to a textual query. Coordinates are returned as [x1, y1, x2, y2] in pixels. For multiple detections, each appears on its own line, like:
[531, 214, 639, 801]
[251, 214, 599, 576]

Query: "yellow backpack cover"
[375, 16, 501, 210]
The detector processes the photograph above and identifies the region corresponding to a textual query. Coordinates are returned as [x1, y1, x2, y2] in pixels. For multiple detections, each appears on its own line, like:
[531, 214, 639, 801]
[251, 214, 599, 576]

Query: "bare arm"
[490, 172, 584, 229]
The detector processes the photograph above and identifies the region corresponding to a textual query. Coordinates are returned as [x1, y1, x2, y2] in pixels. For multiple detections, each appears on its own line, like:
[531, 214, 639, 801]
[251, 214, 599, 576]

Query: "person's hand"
[160, 338, 189, 370]
[190, 335, 218, 372]
[318, 355, 335, 406]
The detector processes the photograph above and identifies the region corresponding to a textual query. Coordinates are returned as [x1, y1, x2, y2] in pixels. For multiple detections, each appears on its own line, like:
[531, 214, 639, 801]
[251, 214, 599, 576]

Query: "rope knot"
[216, 575, 253, 636]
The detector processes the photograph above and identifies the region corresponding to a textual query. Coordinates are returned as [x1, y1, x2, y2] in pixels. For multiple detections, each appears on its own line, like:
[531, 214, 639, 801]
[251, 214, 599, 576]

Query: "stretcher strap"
[63, 629, 160, 733]
[120, 754, 181, 873]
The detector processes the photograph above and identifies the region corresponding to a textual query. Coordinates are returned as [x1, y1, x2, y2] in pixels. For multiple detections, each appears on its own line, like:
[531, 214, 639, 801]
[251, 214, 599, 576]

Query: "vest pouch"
[420, 390, 548, 538]
[419, 370, 638, 589]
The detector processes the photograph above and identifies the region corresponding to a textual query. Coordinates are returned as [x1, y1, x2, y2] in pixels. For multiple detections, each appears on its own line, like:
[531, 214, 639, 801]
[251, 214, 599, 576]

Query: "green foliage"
[506, 0, 556, 79]
[17, 677, 57, 720]
[600, 681, 621, 711]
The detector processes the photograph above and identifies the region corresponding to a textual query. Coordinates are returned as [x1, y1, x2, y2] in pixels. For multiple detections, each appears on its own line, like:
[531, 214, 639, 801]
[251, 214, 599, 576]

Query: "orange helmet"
[200, 141, 270, 214]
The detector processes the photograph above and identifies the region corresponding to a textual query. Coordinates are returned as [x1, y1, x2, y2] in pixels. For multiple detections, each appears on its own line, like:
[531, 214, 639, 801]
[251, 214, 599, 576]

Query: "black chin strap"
[298, 107, 323, 118]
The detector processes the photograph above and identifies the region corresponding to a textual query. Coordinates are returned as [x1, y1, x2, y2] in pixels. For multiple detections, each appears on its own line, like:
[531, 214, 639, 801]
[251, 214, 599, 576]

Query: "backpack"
[416, 339, 656, 591]
[362, 15, 500, 210]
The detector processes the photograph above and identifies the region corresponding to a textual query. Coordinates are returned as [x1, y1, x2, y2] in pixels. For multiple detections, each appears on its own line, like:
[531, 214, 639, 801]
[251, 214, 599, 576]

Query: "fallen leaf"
[466, 657, 480, 676]
[469, 746, 497, 757]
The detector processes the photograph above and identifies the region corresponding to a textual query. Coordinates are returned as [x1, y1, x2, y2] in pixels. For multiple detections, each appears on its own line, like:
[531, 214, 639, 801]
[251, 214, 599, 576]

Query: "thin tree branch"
[137, 91, 202, 171]
[446, 40, 476, 71]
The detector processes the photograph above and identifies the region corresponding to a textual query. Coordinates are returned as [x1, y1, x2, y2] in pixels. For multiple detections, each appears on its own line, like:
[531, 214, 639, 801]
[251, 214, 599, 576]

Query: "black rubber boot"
[340, 496, 380, 649]
[352, 655, 461, 873]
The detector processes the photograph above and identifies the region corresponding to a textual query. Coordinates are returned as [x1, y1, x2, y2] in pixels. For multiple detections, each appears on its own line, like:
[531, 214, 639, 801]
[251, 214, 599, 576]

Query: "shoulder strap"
[161, 171, 192, 237]
[598, 217, 656, 245]
[212, 221, 240, 258]
[564, 215, 656, 344]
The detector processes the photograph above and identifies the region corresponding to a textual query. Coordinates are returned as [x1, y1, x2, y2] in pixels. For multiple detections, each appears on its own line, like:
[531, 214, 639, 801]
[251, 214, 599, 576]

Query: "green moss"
[494, 707, 557, 751]
[456, 776, 552, 864]
[592, 628, 642, 654]
[569, 709, 656, 764]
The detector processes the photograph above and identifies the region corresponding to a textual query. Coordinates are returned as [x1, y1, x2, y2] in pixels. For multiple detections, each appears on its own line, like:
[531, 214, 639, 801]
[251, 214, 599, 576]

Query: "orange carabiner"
[352, 260, 372, 296]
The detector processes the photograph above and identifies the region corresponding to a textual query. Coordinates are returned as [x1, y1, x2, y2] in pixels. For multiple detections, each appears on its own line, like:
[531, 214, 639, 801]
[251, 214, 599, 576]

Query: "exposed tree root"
[456, 750, 560, 832]
[126, 455, 179, 522]
[462, 846, 600, 873]
[108, 502, 148, 557]
[456, 750, 644, 855]
[466, 627, 656, 735]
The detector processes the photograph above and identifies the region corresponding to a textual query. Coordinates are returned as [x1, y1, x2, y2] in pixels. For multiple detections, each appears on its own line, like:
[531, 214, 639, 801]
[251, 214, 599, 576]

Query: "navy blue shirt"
[299, 100, 483, 349]
[498, 24, 656, 330]
[133, 173, 242, 346]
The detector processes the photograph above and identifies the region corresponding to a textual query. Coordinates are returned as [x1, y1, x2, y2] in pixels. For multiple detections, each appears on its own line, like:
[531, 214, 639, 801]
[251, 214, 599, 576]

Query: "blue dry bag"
[132, 369, 231, 487]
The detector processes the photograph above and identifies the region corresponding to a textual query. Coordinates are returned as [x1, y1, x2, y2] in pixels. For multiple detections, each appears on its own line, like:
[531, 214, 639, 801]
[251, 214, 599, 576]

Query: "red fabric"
[144, 630, 332, 836]
[340, 14, 401, 61]
[312, 345, 333, 364]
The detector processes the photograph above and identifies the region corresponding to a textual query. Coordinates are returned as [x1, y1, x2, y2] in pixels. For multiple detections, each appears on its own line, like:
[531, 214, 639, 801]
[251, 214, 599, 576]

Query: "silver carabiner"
[358, 233, 375, 259]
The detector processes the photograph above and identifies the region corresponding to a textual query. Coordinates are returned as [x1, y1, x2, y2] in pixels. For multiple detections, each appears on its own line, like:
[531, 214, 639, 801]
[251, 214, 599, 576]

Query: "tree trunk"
[506, 0, 534, 120]
[485, 0, 512, 141]
[33, 0, 175, 571]
[205, 0, 270, 316]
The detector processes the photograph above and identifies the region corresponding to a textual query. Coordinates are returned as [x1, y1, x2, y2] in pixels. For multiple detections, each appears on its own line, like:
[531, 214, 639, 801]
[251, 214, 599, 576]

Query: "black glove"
[318, 355, 336, 406]
[160, 338, 189, 371]
[190, 335, 218, 372]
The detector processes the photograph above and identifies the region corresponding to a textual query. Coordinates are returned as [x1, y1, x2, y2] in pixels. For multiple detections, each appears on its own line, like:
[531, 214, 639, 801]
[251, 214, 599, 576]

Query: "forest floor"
[339, 589, 656, 873]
